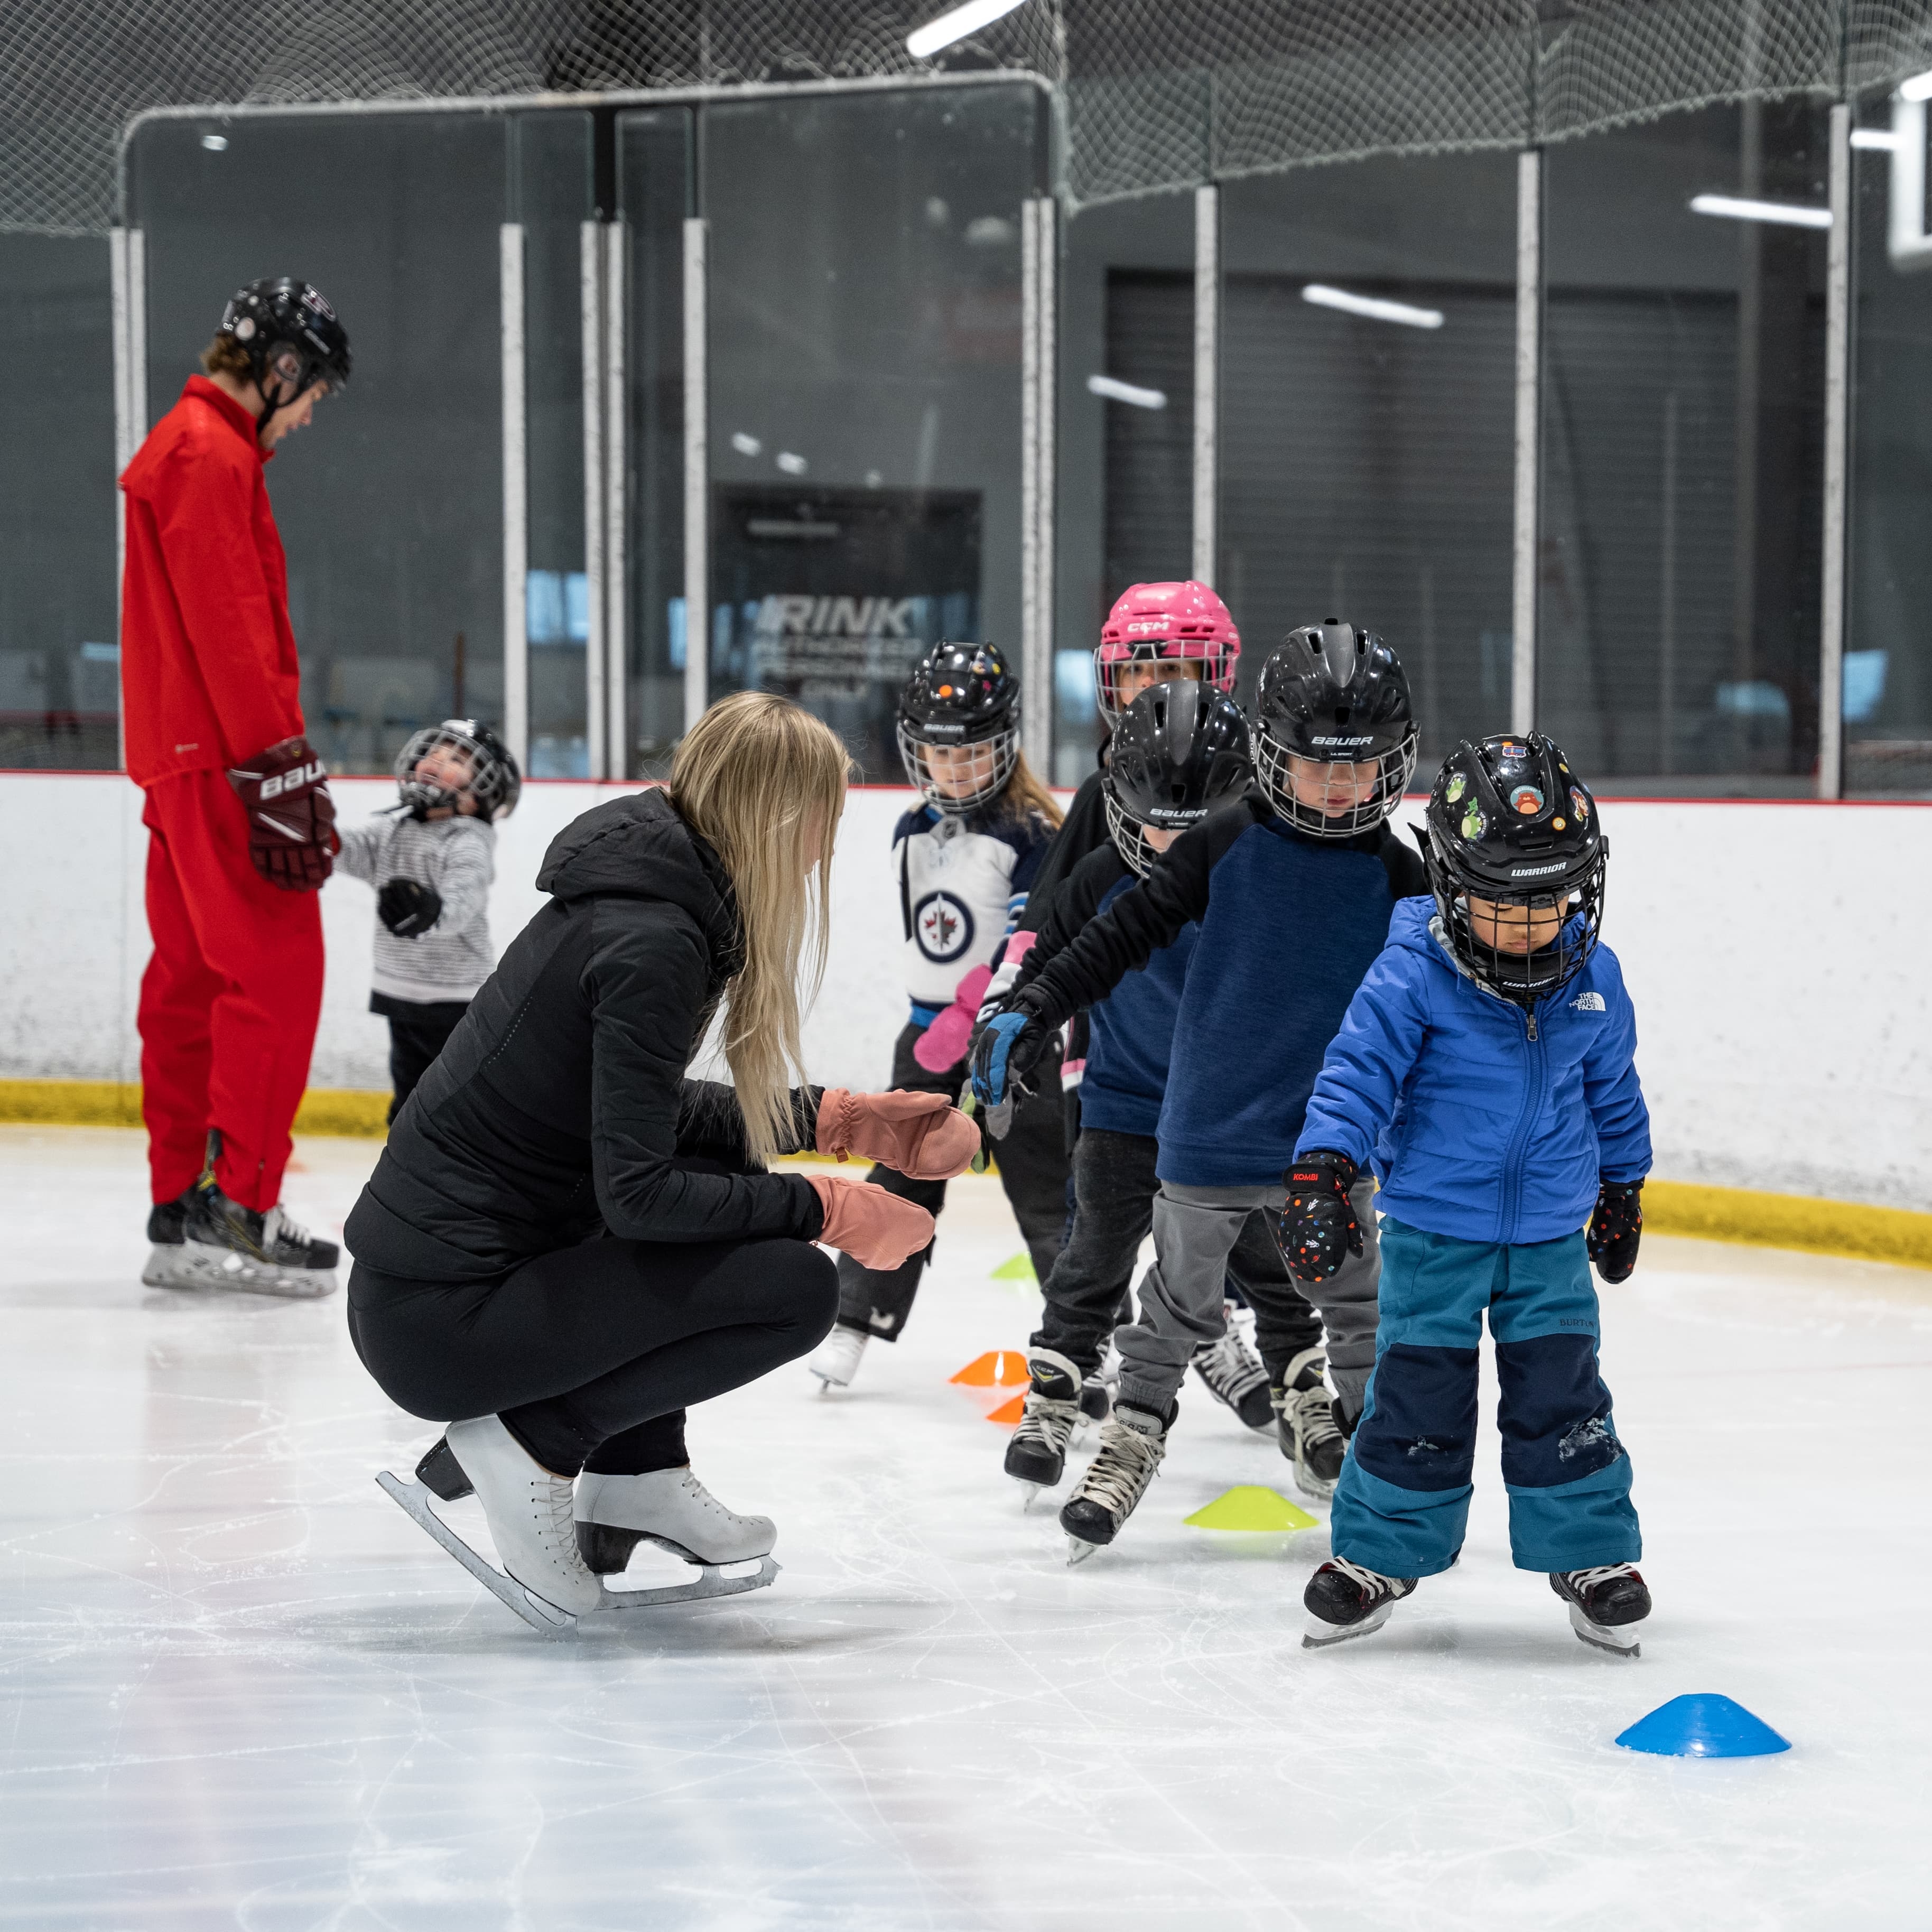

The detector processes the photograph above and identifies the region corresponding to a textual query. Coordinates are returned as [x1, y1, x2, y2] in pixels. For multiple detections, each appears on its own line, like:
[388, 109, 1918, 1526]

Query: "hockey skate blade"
[1065, 1534, 1103, 1566]
[1302, 1603, 1395, 1649]
[377, 1472, 577, 1633]
[173, 1239, 337, 1299]
[1568, 1603, 1642, 1656]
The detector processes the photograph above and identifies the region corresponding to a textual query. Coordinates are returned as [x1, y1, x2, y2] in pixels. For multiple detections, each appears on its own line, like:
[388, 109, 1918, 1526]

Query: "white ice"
[2, 1123, 1929, 1930]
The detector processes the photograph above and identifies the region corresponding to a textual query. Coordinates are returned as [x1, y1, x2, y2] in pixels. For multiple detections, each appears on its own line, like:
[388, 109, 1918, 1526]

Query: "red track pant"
[138, 770, 324, 1211]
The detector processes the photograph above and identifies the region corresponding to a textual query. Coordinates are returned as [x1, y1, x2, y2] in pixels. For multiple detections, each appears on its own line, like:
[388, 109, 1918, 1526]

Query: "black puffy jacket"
[345, 788, 824, 1283]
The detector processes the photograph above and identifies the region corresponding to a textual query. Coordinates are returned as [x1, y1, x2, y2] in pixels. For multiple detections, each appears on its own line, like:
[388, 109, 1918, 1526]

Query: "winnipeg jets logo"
[914, 890, 975, 963]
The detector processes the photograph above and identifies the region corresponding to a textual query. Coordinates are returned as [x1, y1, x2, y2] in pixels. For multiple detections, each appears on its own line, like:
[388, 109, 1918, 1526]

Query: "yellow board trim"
[1, 1078, 1926, 1272]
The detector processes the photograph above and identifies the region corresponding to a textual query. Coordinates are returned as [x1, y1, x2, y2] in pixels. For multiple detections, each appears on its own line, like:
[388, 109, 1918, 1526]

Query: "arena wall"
[2, 772, 1926, 1214]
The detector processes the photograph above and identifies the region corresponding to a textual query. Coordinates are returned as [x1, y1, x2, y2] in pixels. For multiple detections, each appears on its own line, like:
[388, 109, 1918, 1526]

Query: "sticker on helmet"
[1552, 816, 1566, 831]
[1569, 786, 1590, 821]
[1509, 785, 1543, 815]
[937, 684, 955, 698]
[1444, 772, 1466, 804]
[1498, 740, 1529, 760]
[1460, 802, 1484, 840]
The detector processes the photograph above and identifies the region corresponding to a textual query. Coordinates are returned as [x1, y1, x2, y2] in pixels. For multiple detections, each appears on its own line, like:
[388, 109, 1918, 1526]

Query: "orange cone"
[950, 1350, 1029, 1387]
[986, 1392, 1026, 1424]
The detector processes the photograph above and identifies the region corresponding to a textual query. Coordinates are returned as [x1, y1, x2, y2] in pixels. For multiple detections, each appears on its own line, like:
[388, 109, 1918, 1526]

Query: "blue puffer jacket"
[1297, 897, 1651, 1247]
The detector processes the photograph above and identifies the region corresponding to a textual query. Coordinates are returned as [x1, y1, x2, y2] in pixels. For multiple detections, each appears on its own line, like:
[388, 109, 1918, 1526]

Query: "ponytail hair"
[997, 749, 1064, 831]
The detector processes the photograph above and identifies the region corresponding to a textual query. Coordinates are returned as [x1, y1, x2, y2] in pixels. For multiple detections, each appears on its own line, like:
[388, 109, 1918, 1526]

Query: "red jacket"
[119, 376, 306, 787]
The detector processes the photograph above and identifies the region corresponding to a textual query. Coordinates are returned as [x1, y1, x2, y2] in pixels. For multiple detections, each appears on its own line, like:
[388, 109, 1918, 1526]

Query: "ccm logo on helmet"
[1509, 860, 1568, 878]
[261, 760, 326, 800]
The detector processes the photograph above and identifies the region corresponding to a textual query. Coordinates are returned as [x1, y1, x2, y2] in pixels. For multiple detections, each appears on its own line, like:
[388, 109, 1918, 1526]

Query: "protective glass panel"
[1218, 152, 1520, 776]
[700, 86, 1038, 783]
[1541, 103, 1830, 794]
[128, 113, 507, 775]
[0, 235, 116, 770]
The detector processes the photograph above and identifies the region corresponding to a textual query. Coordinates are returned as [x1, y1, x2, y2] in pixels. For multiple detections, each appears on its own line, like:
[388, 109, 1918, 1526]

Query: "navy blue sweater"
[1010, 796, 1426, 1186]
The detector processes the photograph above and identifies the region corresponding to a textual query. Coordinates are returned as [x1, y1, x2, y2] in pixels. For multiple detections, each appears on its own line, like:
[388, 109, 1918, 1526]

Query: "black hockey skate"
[139, 1189, 196, 1288]
[1303, 1558, 1417, 1648]
[1191, 1314, 1274, 1433]
[1079, 1373, 1111, 1423]
[1550, 1565, 1650, 1656]
[1004, 1350, 1084, 1497]
[177, 1166, 340, 1297]
[1060, 1402, 1169, 1563]
[1271, 1348, 1346, 1502]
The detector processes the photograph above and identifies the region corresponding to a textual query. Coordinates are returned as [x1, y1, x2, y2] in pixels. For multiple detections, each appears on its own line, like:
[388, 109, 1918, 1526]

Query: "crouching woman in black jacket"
[345, 692, 974, 1618]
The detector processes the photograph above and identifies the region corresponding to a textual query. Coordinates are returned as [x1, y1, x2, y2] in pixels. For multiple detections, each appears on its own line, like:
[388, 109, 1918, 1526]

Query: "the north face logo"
[1572, 991, 1606, 1012]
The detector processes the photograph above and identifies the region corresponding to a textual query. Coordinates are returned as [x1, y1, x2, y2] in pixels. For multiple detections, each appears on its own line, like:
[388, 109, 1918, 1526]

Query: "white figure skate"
[377, 1418, 778, 1634]
[809, 1323, 868, 1390]
[575, 1467, 777, 1573]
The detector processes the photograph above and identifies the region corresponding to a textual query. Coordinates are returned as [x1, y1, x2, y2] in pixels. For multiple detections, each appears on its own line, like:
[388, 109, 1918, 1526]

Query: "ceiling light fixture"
[1301, 284, 1444, 329]
[907, 0, 1028, 60]
[1086, 373, 1167, 410]
[1688, 193, 1832, 229]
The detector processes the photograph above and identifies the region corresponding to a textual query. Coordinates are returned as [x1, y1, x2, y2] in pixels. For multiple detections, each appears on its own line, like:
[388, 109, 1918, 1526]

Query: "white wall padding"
[2, 774, 1927, 1212]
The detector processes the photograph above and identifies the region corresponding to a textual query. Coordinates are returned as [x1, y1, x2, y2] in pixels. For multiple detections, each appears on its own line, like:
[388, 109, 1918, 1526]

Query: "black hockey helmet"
[218, 277, 351, 427]
[1253, 618, 1417, 840]
[1104, 682, 1252, 877]
[395, 718, 522, 821]
[896, 639, 1021, 813]
[1423, 732, 1605, 1007]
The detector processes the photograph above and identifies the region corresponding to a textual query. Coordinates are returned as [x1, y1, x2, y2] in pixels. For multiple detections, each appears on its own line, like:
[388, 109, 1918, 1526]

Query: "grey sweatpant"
[1117, 1177, 1382, 1424]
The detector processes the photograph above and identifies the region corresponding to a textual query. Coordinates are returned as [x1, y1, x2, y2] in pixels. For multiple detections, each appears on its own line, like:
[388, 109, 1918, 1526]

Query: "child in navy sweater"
[1285, 733, 1652, 1656]
[976, 621, 1424, 1556]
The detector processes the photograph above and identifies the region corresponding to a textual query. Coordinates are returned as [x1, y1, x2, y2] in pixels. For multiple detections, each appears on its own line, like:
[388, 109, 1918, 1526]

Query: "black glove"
[968, 1004, 1053, 1114]
[1587, 1178, 1643, 1283]
[377, 877, 442, 938]
[1278, 1149, 1363, 1284]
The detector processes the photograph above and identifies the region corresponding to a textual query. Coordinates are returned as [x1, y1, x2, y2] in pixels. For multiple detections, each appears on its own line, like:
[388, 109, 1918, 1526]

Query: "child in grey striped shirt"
[337, 719, 521, 1123]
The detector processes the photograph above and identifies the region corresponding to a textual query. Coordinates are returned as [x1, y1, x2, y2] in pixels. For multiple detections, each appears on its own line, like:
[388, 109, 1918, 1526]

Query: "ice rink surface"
[2, 1126, 1929, 1931]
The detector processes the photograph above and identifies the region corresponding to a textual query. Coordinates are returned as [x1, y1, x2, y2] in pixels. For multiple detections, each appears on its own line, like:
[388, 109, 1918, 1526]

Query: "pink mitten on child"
[805, 1175, 935, 1270]
[815, 1087, 979, 1181]
[912, 961, 993, 1072]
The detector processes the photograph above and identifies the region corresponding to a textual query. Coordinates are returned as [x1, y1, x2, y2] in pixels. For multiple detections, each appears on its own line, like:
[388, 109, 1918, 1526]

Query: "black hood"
[537, 788, 741, 965]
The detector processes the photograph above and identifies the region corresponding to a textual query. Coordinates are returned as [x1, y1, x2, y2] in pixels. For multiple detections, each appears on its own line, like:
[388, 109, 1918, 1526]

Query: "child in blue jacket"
[1283, 732, 1652, 1656]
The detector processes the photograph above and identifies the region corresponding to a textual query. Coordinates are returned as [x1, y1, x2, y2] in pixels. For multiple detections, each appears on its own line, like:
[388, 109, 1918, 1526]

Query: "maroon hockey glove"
[228, 735, 338, 892]
[1279, 1149, 1363, 1284]
[1587, 1178, 1643, 1283]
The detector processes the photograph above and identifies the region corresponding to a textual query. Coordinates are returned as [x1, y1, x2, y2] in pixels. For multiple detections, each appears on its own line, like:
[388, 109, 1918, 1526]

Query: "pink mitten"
[806, 1175, 935, 1271]
[816, 1087, 979, 1181]
[913, 961, 995, 1072]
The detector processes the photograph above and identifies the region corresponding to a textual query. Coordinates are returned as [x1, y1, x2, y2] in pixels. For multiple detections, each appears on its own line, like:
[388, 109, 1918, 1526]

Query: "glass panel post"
[1513, 149, 1541, 737]
[500, 222, 528, 768]
[1818, 103, 1851, 801]
[1193, 184, 1219, 583]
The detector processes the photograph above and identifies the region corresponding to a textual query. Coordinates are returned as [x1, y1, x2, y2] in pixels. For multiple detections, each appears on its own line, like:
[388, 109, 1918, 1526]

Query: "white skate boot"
[809, 1322, 868, 1390]
[575, 1467, 777, 1573]
[443, 1415, 605, 1620]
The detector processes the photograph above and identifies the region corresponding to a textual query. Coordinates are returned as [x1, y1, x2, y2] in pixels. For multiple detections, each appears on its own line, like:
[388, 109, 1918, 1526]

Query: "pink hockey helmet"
[1094, 580, 1241, 716]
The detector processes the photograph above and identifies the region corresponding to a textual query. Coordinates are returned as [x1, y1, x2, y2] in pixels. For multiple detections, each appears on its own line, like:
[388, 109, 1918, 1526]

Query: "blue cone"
[1615, 1694, 1791, 1759]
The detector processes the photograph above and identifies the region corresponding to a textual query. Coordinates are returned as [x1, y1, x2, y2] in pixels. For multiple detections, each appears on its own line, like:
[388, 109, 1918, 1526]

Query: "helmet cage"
[1093, 637, 1238, 716]
[1426, 835, 1606, 1008]
[1254, 721, 1417, 840]
[896, 718, 1019, 815]
[394, 719, 521, 821]
[1103, 779, 1168, 878]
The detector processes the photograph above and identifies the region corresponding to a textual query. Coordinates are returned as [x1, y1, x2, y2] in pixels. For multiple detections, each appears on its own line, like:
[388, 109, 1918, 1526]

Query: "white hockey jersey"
[893, 802, 1054, 1012]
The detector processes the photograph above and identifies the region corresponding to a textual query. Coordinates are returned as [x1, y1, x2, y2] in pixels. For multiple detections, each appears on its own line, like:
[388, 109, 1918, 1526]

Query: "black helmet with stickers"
[1104, 682, 1252, 877]
[394, 718, 522, 821]
[218, 278, 351, 429]
[1423, 732, 1605, 1007]
[1253, 618, 1417, 840]
[896, 639, 1021, 814]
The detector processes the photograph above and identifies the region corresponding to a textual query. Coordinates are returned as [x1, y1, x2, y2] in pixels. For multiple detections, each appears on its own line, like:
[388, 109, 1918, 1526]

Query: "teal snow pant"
[1330, 1216, 1640, 1580]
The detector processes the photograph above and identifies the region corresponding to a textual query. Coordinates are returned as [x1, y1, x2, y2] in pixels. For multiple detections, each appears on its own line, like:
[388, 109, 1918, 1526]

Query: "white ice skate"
[376, 1419, 778, 1634]
[575, 1467, 777, 1574]
[809, 1323, 868, 1390]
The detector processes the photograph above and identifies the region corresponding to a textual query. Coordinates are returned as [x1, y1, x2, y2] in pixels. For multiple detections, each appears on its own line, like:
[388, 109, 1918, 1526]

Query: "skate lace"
[1079, 1416, 1163, 1513]
[1329, 1556, 1399, 1595]
[1565, 1563, 1638, 1590]
[1193, 1327, 1268, 1402]
[534, 1475, 589, 1580]
[262, 1205, 314, 1252]
[1013, 1391, 1079, 1451]
[1279, 1383, 1342, 1447]
[677, 1471, 736, 1522]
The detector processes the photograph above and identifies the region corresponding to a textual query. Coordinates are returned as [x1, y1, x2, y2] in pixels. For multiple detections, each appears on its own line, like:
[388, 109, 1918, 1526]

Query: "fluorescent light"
[730, 431, 761, 456]
[1689, 193, 1832, 229]
[907, 0, 1027, 60]
[775, 451, 807, 476]
[1086, 373, 1167, 410]
[1900, 68, 1932, 102]
[1301, 283, 1444, 329]
[1852, 128, 1905, 150]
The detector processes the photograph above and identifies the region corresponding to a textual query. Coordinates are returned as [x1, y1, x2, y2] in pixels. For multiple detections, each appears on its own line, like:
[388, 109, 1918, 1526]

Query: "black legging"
[348, 1232, 838, 1478]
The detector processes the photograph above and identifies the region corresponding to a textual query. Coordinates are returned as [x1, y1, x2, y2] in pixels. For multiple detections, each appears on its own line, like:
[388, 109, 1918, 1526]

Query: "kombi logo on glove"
[914, 890, 974, 963]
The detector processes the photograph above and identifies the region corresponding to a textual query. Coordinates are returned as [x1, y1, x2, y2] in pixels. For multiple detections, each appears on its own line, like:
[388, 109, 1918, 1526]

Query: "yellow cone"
[1183, 1486, 1320, 1532]
[990, 1252, 1037, 1282]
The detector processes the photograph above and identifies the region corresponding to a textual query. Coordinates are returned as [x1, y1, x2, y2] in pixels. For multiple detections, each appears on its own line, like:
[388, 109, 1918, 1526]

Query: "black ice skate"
[1190, 1311, 1274, 1433]
[166, 1141, 339, 1297]
[1060, 1402, 1169, 1563]
[378, 1424, 778, 1635]
[1550, 1565, 1650, 1656]
[139, 1189, 196, 1289]
[1303, 1557, 1417, 1648]
[1004, 1349, 1084, 1498]
[1271, 1348, 1346, 1502]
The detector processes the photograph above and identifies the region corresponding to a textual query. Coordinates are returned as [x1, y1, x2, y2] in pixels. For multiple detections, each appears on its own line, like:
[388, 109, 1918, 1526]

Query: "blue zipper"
[1497, 997, 1548, 1243]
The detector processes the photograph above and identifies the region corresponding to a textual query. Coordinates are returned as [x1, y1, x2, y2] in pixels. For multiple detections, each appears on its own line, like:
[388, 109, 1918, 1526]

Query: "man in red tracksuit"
[119, 277, 352, 1297]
